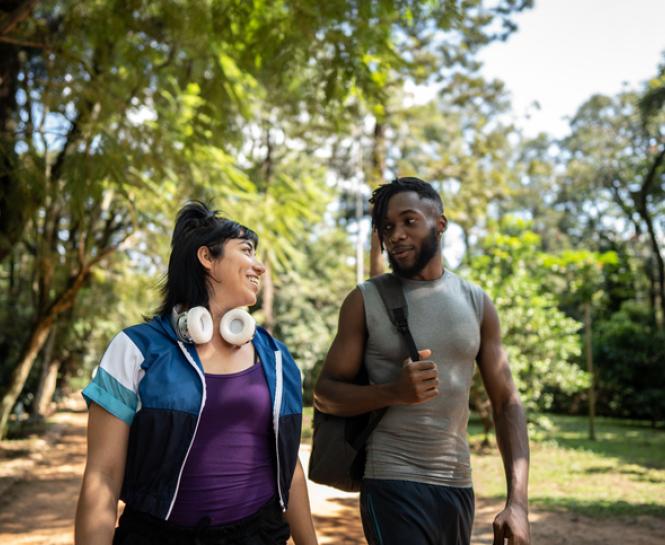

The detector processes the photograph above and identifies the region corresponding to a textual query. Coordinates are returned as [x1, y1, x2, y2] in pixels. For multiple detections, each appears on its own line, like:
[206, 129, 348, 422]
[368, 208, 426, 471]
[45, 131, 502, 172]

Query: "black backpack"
[308, 273, 420, 491]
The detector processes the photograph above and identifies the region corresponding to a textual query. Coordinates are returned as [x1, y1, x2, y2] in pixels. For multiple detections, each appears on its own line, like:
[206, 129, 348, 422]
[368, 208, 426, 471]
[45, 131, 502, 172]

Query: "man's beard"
[387, 227, 440, 278]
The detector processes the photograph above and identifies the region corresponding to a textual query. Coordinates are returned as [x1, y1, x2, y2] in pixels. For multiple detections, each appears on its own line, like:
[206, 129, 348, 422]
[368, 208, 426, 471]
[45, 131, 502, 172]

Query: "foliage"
[466, 218, 588, 412]
[556, 80, 665, 329]
[389, 73, 517, 258]
[592, 302, 665, 424]
[271, 228, 355, 405]
[2, 1, 662, 435]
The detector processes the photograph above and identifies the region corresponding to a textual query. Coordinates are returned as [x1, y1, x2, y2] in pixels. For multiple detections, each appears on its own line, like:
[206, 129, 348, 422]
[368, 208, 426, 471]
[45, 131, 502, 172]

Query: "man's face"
[381, 191, 446, 278]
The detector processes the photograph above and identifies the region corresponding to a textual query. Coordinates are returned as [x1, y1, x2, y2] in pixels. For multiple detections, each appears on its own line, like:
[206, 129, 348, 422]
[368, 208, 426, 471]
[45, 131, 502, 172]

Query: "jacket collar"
[152, 315, 280, 366]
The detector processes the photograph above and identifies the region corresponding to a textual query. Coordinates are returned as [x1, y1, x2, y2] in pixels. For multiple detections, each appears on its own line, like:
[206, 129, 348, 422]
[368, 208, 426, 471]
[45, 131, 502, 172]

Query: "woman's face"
[202, 238, 265, 309]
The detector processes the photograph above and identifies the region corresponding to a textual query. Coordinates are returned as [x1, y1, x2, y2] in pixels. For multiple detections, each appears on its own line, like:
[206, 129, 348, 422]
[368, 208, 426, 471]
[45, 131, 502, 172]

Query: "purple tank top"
[168, 361, 276, 526]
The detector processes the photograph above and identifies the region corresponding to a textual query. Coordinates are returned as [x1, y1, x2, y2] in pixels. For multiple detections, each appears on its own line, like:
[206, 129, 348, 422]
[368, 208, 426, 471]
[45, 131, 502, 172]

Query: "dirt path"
[1, 407, 664, 544]
[0, 408, 88, 545]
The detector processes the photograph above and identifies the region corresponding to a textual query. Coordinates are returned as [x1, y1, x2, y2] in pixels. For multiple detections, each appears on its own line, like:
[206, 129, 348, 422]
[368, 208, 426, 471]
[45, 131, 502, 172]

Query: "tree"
[592, 301, 665, 427]
[542, 250, 619, 440]
[0, 0, 349, 436]
[272, 228, 356, 404]
[388, 73, 517, 262]
[0, 1, 535, 436]
[466, 218, 589, 420]
[317, 1, 534, 275]
[558, 75, 665, 329]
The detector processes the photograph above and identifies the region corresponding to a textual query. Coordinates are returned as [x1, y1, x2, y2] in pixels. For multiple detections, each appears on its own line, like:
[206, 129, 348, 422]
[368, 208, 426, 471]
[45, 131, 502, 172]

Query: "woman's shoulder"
[109, 315, 177, 358]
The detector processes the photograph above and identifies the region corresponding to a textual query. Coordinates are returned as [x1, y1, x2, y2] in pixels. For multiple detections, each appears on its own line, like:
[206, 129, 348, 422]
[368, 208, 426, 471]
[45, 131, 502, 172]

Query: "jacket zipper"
[272, 349, 285, 510]
[165, 341, 207, 519]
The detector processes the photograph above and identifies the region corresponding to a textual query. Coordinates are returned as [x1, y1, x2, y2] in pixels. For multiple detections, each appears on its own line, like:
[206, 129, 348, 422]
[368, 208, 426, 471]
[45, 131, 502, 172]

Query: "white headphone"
[171, 306, 256, 346]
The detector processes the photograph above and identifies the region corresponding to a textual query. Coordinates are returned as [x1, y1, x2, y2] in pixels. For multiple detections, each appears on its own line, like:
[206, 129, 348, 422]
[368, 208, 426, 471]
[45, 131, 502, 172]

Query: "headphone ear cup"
[220, 308, 256, 345]
[186, 306, 214, 344]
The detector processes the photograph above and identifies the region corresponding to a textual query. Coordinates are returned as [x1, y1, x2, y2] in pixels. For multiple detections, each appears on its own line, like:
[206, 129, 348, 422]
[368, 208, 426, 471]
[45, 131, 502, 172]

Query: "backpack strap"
[368, 273, 420, 362]
[348, 274, 420, 450]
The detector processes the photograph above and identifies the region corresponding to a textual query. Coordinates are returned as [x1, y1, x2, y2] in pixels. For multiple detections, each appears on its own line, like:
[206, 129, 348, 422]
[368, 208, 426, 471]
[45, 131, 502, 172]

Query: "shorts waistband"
[118, 497, 279, 540]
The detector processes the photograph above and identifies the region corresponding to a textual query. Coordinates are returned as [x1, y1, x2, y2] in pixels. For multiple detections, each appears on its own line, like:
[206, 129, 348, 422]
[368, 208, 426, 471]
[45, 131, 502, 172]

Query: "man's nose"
[389, 226, 406, 243]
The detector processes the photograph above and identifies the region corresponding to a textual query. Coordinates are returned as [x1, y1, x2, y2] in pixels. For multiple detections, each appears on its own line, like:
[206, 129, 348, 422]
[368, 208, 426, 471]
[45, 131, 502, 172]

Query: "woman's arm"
[75, 402, 130, 545]
[284, 459, 318, 545]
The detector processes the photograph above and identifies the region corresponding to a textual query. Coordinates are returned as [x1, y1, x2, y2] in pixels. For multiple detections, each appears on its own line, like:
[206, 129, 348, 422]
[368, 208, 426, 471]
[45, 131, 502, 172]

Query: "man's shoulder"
[446, 270, 485, 294]
[445, 270, 487, 323]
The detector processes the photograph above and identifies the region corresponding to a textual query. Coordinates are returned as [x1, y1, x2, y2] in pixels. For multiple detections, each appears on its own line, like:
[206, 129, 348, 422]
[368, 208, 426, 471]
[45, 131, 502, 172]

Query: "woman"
[75, 202, 318, 545]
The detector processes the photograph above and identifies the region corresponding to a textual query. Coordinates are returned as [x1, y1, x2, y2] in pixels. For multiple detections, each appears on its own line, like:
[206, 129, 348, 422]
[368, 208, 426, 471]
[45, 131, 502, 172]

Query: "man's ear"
[197, 246, 213, 272]
[438, 214, 448, 235]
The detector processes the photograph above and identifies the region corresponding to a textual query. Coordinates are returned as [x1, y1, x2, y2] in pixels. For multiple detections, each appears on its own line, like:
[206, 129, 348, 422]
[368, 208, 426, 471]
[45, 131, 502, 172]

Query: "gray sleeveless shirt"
[358, 270, 484, 488]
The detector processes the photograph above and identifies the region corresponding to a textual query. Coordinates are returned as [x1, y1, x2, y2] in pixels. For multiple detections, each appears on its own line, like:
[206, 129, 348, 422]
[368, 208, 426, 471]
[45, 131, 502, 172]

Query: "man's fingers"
[492, 519, 505, 545]
[403, 350, 433, 367]
[416, 367, 438, 379]
[408, 360, 437, 372]
[417, 349, 432, 360]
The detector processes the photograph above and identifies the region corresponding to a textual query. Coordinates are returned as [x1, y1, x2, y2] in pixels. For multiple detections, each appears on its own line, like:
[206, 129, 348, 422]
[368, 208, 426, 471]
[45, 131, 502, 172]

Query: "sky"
[477, 0, 665, 138]
[438, 0, 665, 266]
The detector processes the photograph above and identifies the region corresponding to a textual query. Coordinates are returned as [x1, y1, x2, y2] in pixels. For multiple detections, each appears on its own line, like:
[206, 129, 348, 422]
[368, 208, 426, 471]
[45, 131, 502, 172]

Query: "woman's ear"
[197, 246, 213, 272]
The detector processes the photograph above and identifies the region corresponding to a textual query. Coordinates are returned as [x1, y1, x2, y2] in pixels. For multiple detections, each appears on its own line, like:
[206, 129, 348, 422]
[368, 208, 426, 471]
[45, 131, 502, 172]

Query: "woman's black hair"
[156, 201, 258, 316]
[369, 177, 444, 249]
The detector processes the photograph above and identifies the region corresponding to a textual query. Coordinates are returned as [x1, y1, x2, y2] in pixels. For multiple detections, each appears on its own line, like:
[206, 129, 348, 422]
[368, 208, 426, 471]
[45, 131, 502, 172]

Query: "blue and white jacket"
[82, 315, 303, 520]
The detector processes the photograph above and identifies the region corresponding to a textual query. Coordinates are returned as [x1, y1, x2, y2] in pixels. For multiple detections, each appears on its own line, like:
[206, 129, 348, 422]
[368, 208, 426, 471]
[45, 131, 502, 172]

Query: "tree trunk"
[0, 21, 25, 262]
[584, 302, 596, 441]
[0, 315, 54, 437]
[355, 186, 364, 283]
[0, 245, 116, 438]
[262, 260, 274, 334]
[461, 226, 471, 266]
[0, 1, 44, 261]
[635, 145, 665, 330]
[33, 359, 60, 418]
[368, 116, 386, 279]
[643, 218, 665, 330]
[646, 256, 657, 328]
[33, 327, 59, 418]
[369, 229, 384, 278]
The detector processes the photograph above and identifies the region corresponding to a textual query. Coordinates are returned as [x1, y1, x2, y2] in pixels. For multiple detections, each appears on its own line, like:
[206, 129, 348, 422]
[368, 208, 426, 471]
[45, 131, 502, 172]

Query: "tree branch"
[0, 0, 40, 37]
[0, 35, 45, 48]
[638, 144, 665, 213]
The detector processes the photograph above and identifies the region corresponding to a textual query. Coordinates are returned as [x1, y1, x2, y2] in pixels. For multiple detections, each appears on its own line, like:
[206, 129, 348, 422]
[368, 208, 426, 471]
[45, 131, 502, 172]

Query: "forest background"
[0, 0, 664, 452]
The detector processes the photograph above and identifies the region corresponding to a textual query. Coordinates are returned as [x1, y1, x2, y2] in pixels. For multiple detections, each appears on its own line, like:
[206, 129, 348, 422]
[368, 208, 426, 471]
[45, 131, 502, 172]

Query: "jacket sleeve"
[81, 331, 144, 425]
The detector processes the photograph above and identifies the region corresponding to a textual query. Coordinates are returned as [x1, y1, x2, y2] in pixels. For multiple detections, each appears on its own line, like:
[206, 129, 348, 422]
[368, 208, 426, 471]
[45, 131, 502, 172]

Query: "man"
[314, 177, 530, 545]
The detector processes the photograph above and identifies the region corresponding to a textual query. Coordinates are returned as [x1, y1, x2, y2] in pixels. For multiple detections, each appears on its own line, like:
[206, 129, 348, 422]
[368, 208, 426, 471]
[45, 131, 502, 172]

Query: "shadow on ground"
[312, 497, 365, 544]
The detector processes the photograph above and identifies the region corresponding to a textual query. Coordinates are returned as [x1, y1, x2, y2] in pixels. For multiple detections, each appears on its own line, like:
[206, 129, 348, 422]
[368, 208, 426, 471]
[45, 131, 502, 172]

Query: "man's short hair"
[369, 177, 444, 248]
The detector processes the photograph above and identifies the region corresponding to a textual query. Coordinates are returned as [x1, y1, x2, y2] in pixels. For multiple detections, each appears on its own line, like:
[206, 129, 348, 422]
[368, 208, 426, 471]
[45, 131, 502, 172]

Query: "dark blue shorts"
[360, 479, 474, 545]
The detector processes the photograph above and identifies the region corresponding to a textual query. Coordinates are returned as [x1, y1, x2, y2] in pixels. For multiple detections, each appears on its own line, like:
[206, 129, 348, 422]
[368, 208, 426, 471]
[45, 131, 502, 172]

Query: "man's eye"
[383, 225, 393, 232]
[405, 218, 416, 225]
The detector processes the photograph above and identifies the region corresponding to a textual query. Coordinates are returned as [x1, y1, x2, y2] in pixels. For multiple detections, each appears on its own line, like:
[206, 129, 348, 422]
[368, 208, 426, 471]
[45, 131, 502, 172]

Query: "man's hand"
[492, 503, 530, 545]
[392, 349, 439, 404]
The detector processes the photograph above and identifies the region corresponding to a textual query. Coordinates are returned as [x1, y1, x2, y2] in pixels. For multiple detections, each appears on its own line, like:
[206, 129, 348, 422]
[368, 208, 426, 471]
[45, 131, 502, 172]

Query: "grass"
[468, 413, 665, 518]
[302, 406, 665, 518]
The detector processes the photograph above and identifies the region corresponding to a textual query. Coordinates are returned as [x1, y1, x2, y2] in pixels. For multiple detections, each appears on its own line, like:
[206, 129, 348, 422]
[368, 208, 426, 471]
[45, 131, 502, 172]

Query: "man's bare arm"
[476, 294, 530, 545]
[314, 288, 438, 417]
